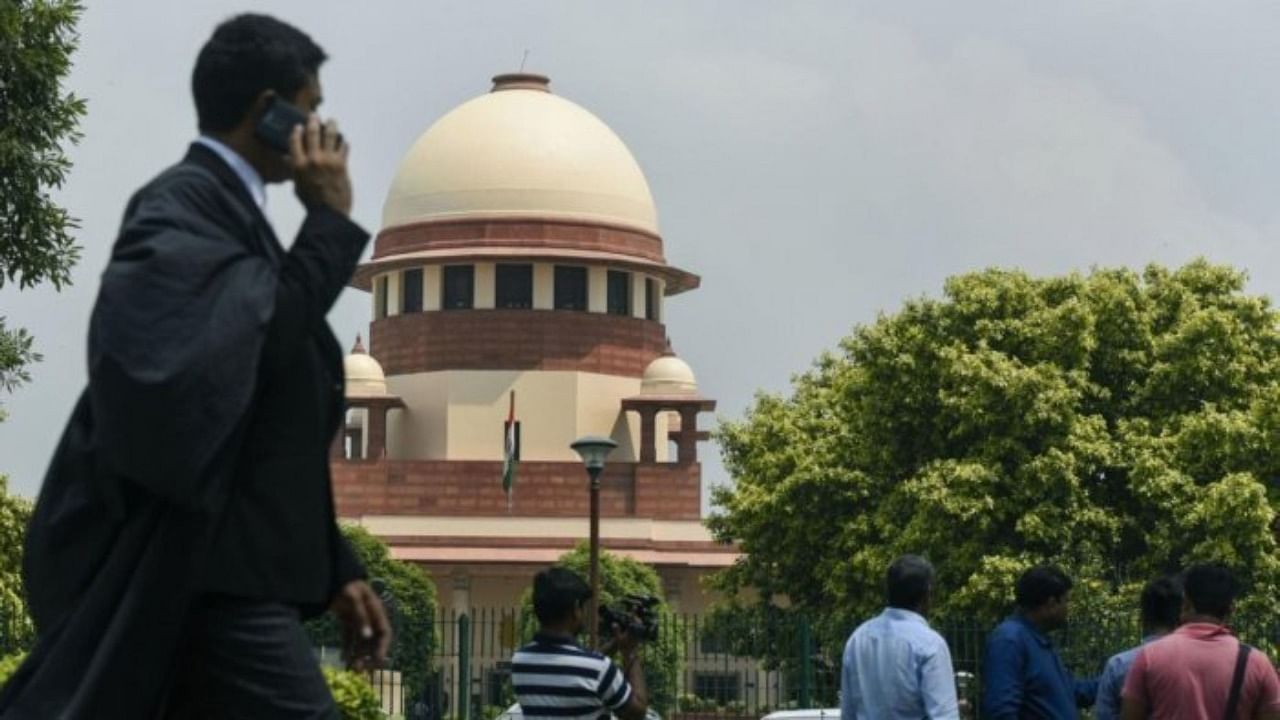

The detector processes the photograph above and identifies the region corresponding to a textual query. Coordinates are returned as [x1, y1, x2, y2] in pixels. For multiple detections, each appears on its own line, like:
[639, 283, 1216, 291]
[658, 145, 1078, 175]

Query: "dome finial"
[491, 73, 550, 93]
[352, 334, 367, 354]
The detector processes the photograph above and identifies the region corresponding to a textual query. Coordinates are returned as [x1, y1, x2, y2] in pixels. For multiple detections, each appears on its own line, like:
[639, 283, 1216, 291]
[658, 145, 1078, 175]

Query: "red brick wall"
[374, 218, 666, 264]
[634, 464, 703, 521]
[370, 309, 667, 376]
[333, 459, 702, 520]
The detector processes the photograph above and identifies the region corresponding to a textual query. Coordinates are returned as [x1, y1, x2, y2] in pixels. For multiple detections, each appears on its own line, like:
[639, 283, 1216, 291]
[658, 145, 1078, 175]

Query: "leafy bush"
[676, 694, 721, 712]
[323, 667, 383, 720]
[308, 524, 438, 701]
[0, 651, 26, 688]
[0, 476, 34, 656]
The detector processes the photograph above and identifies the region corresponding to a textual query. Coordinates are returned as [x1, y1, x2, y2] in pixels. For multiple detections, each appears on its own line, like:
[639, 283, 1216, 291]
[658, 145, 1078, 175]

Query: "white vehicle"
[760, 710, 841, 720]
[495, 705, 663, 720]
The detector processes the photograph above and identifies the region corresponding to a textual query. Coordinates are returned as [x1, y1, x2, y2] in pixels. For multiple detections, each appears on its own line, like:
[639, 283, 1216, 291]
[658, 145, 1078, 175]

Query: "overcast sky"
[3, 2, 1280, 511]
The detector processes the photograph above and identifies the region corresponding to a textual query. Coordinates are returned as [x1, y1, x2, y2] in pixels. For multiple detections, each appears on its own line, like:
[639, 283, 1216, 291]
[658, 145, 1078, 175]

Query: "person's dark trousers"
[162, 595, 339, 719]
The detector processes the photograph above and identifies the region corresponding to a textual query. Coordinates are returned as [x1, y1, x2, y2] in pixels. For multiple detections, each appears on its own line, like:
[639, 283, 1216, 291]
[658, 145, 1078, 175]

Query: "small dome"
[641, 356, 698, 397]
[381, 73, 659, 235]
[344, 335, 388, 398]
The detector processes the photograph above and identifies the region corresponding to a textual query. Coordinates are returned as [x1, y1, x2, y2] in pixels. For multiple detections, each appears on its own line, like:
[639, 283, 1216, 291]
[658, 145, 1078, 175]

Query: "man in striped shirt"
[512, 568, 650, 720]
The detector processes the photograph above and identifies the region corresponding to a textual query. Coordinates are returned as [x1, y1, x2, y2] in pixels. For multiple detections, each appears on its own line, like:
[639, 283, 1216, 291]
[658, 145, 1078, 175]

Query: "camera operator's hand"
[611, 622, 642, 660]
[290, 115, 353, 216]
[608, 622, 649, 720]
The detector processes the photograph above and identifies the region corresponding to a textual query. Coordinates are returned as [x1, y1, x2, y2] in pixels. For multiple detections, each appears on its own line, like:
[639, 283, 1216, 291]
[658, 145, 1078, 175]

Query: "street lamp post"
[570, 435, 618, 649]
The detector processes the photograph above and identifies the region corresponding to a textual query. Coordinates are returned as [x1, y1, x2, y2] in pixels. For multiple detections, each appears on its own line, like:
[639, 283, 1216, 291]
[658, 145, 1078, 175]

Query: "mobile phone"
[255, 97, 309, 154]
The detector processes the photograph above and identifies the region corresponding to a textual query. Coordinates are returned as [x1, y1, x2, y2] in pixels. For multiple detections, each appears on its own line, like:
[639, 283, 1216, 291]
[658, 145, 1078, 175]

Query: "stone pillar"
[676, 406, 700, 463]
[366, 404, 388, 460]
[637, 406, 659, 463]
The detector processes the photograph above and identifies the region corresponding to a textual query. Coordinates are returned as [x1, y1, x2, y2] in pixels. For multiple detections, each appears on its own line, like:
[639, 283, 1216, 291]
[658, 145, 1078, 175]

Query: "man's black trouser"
[162, 595, 339, 719]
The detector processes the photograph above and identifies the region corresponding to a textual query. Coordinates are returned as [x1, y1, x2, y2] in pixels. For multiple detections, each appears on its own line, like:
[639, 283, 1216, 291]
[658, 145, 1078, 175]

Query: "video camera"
[598, 594, 661, 643]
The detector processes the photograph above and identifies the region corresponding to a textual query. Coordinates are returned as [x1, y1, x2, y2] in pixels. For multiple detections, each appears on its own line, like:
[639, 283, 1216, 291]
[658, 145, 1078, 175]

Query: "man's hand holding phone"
[289, 114, 352, 216]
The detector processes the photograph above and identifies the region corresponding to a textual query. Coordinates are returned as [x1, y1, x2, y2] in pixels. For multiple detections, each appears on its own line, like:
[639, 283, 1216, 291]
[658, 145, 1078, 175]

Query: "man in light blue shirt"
[1093, 575, 1181, 720]
[841, 555, 960, 720]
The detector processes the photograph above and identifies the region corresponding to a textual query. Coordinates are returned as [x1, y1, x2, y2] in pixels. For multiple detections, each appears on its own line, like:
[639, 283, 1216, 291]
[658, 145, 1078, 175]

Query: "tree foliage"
[518, 543, 683, 715]
[0, 320, 39, 417]
[0, 476, 33, 655]
[709, 262, 1280, 643]
[0, 650, 26, 690]
[0, 0, 86, 407]
[0, 0, 85, 291]
[307, 524, 438, 702]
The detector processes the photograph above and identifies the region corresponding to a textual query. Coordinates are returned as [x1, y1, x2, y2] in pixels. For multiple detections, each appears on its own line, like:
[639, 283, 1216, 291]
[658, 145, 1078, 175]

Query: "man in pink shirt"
[1121, 564, 1279, 720]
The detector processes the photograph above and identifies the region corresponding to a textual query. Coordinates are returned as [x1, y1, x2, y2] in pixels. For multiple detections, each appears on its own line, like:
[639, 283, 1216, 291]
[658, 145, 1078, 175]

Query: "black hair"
[886, 555, 934, 609]
[533, 567, 591, 625]
[1015, 566, 1073, 610]
[192, 14, 327, 132]
[1183, 564, 1239, 619]
[1140, 575, 1183, 630]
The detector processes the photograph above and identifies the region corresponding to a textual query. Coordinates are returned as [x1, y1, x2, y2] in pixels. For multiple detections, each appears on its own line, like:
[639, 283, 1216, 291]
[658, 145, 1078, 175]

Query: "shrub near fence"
[0, 594, 32, 659]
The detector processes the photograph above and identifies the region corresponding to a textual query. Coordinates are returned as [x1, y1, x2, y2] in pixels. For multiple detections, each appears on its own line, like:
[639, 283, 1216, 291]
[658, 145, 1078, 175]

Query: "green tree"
[0, 0, 87, 402]
[307, 524, 438, 703]
[518, 543, 683, 716]
[709, 261, 1280, 653]
[0, 476, 33, 655]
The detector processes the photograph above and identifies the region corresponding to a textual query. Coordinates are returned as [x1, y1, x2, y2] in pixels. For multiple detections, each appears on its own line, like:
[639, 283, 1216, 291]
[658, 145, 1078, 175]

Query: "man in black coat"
[0, 14, 390, 719]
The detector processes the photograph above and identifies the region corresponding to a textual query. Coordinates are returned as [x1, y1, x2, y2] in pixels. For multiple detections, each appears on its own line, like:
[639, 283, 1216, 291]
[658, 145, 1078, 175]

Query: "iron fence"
[1, 598, 1271, 720]
[394, 609, 1277, 720]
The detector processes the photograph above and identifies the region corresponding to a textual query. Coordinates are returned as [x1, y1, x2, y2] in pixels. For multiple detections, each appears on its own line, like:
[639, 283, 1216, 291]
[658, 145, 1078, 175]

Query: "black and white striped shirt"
[512, 633, 632, 720]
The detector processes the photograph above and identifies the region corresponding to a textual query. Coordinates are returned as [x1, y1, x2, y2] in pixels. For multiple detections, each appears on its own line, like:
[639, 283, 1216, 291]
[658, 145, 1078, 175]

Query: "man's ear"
[249, 90, 276, 123]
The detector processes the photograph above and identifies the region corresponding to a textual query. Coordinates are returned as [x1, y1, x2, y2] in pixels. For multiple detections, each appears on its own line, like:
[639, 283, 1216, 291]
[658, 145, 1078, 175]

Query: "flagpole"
[505, 390, 516, 513]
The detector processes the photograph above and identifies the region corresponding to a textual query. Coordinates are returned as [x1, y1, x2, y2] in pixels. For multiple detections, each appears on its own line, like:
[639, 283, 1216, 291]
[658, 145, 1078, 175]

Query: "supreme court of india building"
[331, 72, 739, 618]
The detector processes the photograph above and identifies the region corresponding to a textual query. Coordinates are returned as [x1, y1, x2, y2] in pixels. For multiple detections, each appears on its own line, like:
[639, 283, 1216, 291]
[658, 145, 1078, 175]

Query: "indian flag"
[503, 390, 517, 510]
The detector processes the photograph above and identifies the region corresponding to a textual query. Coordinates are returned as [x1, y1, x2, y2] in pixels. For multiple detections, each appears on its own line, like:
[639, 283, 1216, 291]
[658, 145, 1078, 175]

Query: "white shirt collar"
[195, 136, 267, 210]
[882, 607, 929, 625]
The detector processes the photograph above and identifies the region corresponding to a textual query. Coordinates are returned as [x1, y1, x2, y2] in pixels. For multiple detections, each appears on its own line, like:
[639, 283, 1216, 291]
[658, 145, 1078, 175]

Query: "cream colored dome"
[344, 336, 388, 398]
[381, 74, 659, 235]
[641, 356, 698, 396]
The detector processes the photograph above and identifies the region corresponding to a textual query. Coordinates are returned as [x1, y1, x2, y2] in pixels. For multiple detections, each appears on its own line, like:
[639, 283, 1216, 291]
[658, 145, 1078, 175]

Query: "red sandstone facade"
[334, 461, 702, 521]
[369, 310, 669, 376]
